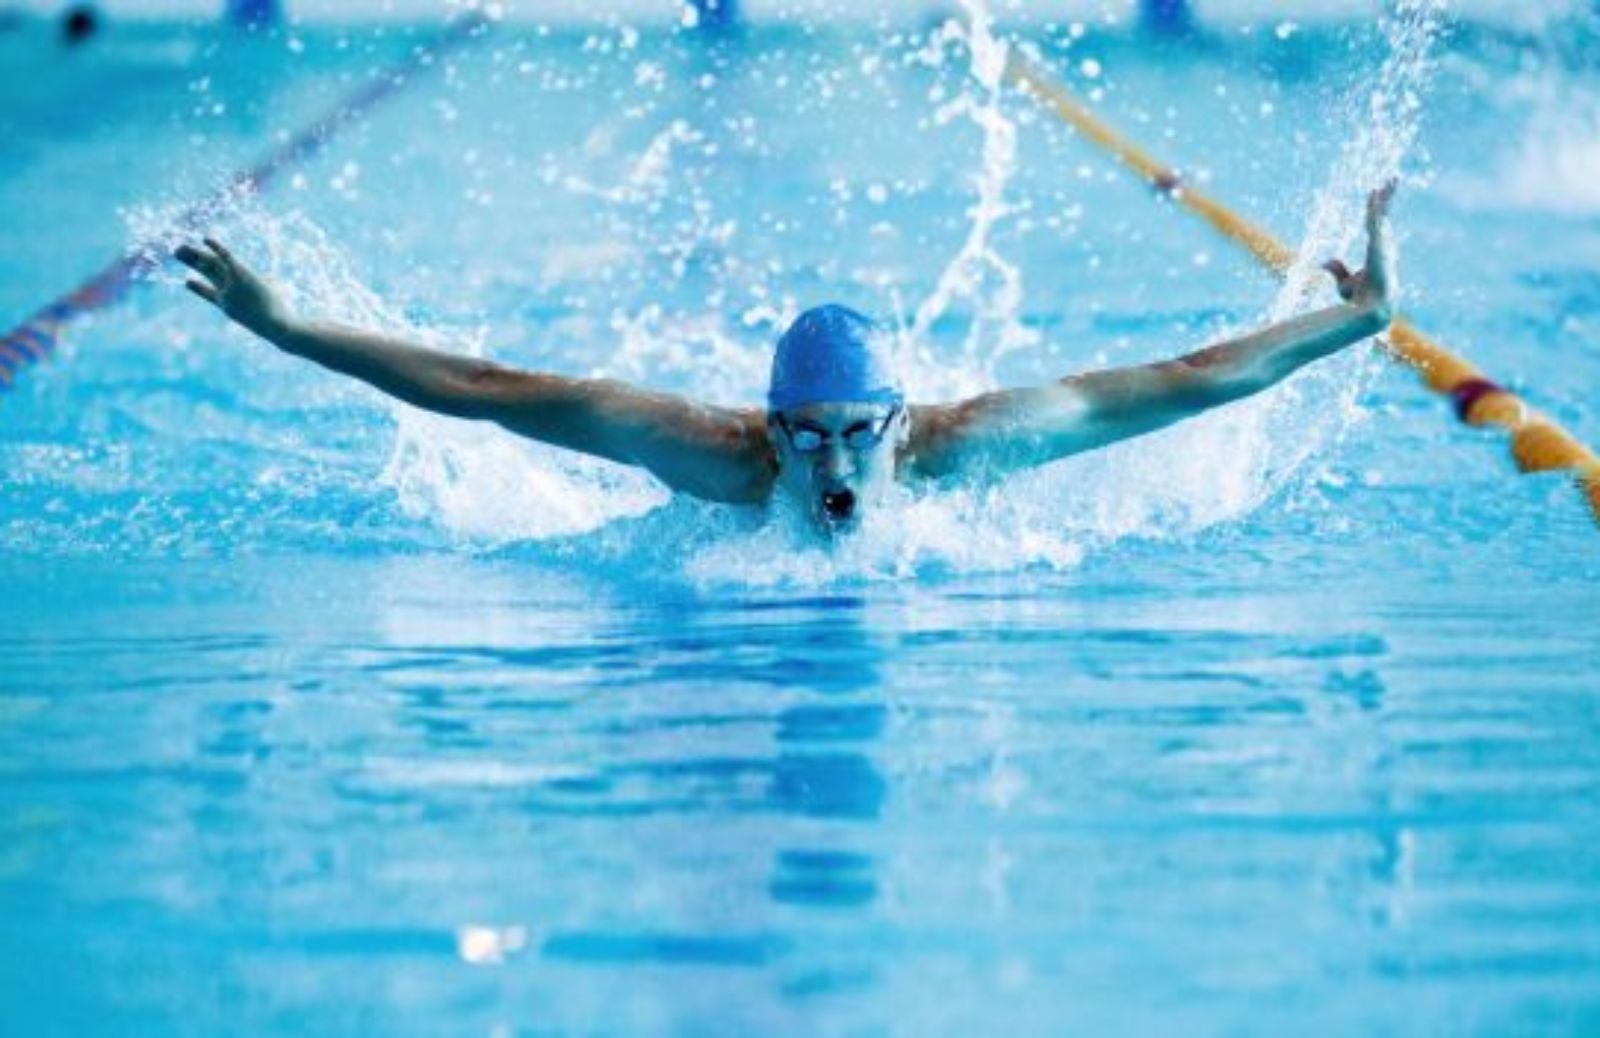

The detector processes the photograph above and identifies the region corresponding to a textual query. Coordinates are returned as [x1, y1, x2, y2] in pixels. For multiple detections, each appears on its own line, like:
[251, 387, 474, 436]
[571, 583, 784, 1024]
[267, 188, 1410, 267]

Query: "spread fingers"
[1366, 178, 1397, 227]
[203, 237, 236, 269]
[186, 278, 221, 304]
[174, 242, 223, 279]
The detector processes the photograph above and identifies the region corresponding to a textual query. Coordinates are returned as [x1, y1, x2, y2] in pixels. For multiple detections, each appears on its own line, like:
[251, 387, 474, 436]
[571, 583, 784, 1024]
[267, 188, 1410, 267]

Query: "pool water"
[3, 6, 1599, 1035]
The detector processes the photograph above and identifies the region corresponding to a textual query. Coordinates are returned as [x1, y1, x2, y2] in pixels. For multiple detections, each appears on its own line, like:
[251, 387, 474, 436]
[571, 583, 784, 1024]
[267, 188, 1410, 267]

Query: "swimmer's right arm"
[175, 239, 776, 504]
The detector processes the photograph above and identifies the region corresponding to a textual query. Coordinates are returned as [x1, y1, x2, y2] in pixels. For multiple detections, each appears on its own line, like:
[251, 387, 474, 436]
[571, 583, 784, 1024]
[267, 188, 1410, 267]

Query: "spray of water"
[131, 191, 672, 545]
[1007, 0, 1450, 544]
[900, 1, 1038, 403]
[116, 5, 1450, 582]
[1246, 0, 1447, 498]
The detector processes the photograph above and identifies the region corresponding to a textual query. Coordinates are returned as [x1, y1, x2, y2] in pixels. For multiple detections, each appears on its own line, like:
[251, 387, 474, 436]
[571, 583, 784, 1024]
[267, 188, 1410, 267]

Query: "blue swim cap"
[767, 304, 903, 412]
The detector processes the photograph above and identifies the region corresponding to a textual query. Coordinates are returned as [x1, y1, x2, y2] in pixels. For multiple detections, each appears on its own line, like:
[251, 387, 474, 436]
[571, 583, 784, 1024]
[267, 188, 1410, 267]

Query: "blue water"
[3, 8, 1600, 1035]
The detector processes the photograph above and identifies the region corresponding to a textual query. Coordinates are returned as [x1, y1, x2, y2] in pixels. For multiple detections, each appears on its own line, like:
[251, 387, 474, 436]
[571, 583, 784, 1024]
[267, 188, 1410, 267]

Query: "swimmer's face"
[769, 401, 908, 535]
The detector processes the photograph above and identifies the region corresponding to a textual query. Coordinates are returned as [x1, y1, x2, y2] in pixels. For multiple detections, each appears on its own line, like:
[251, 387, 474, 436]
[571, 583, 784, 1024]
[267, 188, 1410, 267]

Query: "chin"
[817, 512, 861, 537]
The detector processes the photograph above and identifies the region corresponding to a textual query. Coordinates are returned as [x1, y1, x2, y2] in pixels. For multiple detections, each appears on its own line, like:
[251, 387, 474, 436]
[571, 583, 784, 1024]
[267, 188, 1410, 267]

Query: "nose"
[818, 441, 852, 481]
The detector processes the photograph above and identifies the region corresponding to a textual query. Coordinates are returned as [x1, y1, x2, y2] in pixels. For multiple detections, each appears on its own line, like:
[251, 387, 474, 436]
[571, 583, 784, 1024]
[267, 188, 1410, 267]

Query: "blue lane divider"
[0, 12, 489, 393]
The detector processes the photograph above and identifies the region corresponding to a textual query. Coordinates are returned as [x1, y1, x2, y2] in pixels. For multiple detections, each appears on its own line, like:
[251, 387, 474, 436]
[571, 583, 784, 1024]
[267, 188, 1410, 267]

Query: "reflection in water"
[7, 551, 1600, 1033]
[544, 930, 790, 967]
[770, 849, 876, 909]
[769, 750, 886, 821]
[521, 596, 892, 997]
[767, 600, 887, 908]
[765, 603, 889, 1004]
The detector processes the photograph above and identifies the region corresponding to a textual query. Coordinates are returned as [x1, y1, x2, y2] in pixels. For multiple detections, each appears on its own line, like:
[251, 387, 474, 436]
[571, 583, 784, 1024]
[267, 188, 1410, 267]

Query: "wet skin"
[174, 183, 1398, 542]
[767, 401, 909, 535]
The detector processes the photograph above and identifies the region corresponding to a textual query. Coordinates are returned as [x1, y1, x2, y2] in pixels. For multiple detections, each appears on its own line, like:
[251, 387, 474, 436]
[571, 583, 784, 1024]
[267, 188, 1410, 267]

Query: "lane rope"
[0, 12, 489, 393]
[1006, 51, 1600, 526]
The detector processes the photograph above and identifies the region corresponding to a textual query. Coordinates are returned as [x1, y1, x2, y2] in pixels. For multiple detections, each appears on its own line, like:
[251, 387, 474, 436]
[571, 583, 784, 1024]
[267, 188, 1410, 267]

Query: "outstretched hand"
[174, 238, 289, 336]
[1321, 179, 1397, 322]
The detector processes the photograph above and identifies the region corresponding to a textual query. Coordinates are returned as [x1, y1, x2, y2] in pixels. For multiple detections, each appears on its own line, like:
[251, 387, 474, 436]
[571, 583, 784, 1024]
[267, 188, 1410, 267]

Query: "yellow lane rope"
[1006, 52, 1600, 524]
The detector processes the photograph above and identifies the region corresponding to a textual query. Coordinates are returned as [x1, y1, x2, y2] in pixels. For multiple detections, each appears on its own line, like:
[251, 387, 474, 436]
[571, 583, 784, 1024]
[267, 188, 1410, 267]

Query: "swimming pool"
[3, 5, 1599, 1034]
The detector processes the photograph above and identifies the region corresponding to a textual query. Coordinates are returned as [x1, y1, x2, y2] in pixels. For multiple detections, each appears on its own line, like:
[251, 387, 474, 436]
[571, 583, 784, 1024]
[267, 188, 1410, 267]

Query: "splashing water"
[134, 193, 672, 545]
[900, 0, 1037, 402]
[115, 7, 1450, 585]
[377, 114, 757, 545]
[1278, 1, 1444, 315]
[1247, 0, 1447, 494]
[1027, 0, 1449, 543]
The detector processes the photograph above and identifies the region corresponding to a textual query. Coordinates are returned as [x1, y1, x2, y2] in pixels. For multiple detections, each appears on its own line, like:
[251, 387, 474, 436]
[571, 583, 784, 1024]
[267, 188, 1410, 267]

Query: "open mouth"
[821, 488, 857, 525]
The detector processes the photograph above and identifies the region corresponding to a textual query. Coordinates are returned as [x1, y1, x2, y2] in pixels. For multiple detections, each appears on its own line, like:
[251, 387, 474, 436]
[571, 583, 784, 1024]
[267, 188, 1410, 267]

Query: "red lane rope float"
[0, 12, 489, 394]
[1006, 51, 1600, 526]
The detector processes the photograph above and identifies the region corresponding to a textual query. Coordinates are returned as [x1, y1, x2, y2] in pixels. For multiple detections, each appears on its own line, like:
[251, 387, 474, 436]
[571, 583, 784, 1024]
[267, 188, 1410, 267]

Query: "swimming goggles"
[776, 404, 901, 453]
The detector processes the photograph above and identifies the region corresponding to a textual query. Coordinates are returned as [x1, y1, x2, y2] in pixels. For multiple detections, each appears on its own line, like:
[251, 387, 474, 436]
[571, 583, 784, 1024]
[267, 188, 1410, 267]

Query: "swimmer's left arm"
[908, 182, 1396, 480]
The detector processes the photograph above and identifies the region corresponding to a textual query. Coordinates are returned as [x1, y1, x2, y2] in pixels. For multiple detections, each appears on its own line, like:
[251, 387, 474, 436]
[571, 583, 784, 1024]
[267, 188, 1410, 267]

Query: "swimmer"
[176, 181, 1397, 536]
